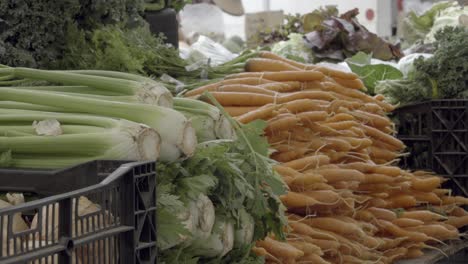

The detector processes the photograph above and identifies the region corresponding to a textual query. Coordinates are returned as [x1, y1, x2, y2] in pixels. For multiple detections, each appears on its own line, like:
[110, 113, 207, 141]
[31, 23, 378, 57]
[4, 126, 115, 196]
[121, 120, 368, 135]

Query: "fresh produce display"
[187, 51, 468, 263]
[1, 1, 468, 263]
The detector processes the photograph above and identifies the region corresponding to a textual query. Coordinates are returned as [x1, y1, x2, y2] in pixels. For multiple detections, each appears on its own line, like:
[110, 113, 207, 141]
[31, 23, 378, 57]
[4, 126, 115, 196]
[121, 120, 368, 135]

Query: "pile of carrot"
[185, 51, 468, 264]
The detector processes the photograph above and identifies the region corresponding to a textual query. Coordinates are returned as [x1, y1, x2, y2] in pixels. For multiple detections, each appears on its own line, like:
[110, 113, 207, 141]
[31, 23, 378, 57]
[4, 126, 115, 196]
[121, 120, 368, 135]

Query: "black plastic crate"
[394, 100, 468, 196]
[0, 160, 157, 264]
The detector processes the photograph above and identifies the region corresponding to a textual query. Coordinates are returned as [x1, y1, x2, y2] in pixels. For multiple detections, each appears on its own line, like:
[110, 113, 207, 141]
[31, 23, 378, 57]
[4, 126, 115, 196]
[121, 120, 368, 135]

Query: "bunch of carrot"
[185, 52, 468, 264]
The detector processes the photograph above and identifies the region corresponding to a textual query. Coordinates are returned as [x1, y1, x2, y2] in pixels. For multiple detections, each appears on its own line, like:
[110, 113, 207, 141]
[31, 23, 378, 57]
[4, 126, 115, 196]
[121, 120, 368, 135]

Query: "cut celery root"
[174, 98, 236, 142]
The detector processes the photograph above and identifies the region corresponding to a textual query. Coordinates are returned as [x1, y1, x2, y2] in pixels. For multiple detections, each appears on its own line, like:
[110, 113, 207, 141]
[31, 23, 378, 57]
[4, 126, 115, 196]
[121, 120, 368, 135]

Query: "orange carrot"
[360, 103, 385, 114]
[291, 173, 326, 186]
[278, 91, 336, 103]
[450, 206, 468, 217]
[299, 254, 330, 264]
[296, 111, 329, 124]
[332, 136, 373, 150]
[302, 217, 365, 238]
[377, 237, 408, 251]
[266, 114, 300, 133]
[313, 67, 359, 80]
[258, 51, 308, 69]
[310, 168, 365, 183]
[406, 224, 459, 240]
[406, 248, 424, 258]
[410, 191, 442, 204]
[392, 218, 425, 228]
[384, 247, 408, 262]
[281, 99, 329, 113]
[433, 188, 451, 197]
[274, 165, 301, 178]
[363, 125, 405, 149]
[369, 146, 399, 161]
[217, 84, 277, 95]
[185, 77, 273, 96]
[302, 190, 341, 204]
[206, 92, 274, 106]
[386, 194, 417, 208]
[224, 106, 258, 116]
[321, 120, 359, 130]
[400, 210, 448, 222]
[295, 182, 335, 191]
[367, 207, 397, 221]
[322, 82, 395, 112]
[442, 195, 468, 205]
[363, 173, 395, 184]
[252, 247, 268, 256]
[371, 165, 402, 177]
[236, 103, 281, 123]
[283, 155, 330, 171]
[259, 82, 297, 93]
[272, 150, 303, 163]
[331, 181, 360, 190]
[372, 138, 405, 152]
[377, 220, 430, 242]
[288, 221, 338, 241]
[287, 240, 322, 255]
[226, 71, 325, 82]
[245, 58, 302, 72]
[256, 237, 304, 259]
[445, 215, 468, 228]
[305, 238, 340, 251]
[333, 77, 365, 90]
[281, 191, 333, 208]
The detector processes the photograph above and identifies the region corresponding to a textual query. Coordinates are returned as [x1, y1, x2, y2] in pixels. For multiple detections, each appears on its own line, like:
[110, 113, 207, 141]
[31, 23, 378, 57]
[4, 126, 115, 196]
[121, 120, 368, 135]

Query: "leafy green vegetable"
[413, 26, 468, 99]
[376, 27, 468, 105]
[156, 94, 286, 263]
[0, 0, 145, 68]
[375, 79, 431, 105]
[144, 0, 191, 12]
[346, 52, 403, 94]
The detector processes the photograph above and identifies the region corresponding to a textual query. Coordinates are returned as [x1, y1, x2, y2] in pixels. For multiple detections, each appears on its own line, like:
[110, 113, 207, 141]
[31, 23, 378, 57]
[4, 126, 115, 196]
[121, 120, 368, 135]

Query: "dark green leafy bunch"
[376, 26, 468, 105]
[0, 0, 145, 68]
[144, 0, 191, 12]
[0, 0, 80, 68]
[413, 26, 468, 99]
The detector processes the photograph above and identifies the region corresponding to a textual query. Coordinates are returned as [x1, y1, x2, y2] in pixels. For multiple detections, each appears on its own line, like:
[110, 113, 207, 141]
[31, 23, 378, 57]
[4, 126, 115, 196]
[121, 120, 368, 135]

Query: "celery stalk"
[0, 67, 173, 107]
[0, 88, 196, 161]
[0, 112, 161, 168]
[174, 98, 236, 141]
[11, 86, 121, 96]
